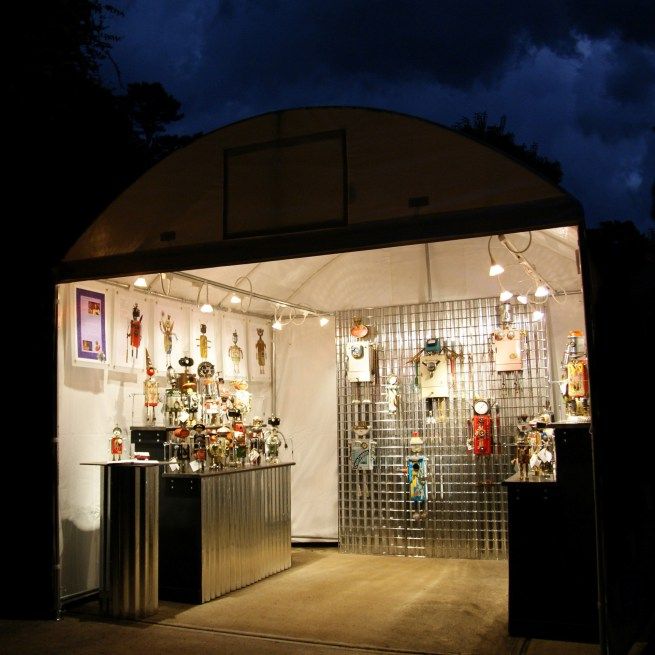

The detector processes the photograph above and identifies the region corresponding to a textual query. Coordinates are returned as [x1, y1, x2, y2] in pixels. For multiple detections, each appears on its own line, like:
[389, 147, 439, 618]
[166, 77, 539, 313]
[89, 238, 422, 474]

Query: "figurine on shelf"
[249, 417, 265, 466]
[144, 350, 160, 424]
[265, 415, 287, 464]
[110, 426, 123, 461]
[126, 303, 143, 364]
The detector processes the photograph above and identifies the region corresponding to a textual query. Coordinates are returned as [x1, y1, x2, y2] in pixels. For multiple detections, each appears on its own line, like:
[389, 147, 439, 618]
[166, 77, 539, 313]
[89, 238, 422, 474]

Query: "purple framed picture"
[75, 288, 107, 363]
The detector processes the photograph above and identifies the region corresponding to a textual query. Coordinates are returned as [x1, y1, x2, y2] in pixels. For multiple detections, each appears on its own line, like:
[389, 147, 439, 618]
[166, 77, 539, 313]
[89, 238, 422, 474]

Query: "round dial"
[473, 399, 490, 415]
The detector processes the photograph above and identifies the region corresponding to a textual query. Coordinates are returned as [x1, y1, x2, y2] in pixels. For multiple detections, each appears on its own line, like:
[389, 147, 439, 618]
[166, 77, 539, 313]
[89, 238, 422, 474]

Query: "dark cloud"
[103, 0, 655, 230]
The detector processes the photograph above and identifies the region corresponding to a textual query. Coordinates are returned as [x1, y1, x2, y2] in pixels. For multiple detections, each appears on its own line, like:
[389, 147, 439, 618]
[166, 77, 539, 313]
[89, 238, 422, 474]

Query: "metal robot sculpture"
[143, 350, 160, 424]
[351, 420, 376, 498]
[110, 426, 123, 461]
[127, 303, 143, 363]
[265, 415, 287, 464]
[159, 312, 178, 366]
[406, 431, 428, 520]
[255, 328, 267, 374]
[196, 323, 211, 359]
[228, 330, 244, 375]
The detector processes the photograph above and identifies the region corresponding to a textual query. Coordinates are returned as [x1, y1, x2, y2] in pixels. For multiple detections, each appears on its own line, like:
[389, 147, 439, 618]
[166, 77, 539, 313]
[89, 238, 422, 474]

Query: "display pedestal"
[160, 463, 294, 604]
[82, 462, 160, 619]
[503, 421, 598, 643]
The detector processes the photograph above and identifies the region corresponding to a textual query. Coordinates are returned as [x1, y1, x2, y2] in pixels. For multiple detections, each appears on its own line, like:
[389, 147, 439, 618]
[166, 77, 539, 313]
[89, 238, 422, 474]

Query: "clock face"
[474, 399, 490, 415]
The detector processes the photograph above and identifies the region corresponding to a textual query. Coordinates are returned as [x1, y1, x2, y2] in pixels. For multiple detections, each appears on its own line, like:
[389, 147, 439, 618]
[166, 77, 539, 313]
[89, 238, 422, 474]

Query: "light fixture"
[532, 309, 545, 321]
[534, 285, 549, 298]
[230, 276, 253, 313]
[272, 319, 283, 331]
[319, 316, 330, 327]
[487, 236, 505, 276]
[499, 290, 513, 302]
[134, 276, 148, 289]
[516, 294, 529, 305]
[198, 282, 213, 314]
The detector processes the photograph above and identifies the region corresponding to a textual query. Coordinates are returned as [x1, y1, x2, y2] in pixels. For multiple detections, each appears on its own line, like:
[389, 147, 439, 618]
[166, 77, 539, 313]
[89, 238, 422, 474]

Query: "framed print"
[152, 299, 190, 372]
[72, 286, 108, 367]
[221, 312, 249, 380]
[247, 317, 271, 381]
[190, 308, 220, 371]
[112, 289, 152, 372]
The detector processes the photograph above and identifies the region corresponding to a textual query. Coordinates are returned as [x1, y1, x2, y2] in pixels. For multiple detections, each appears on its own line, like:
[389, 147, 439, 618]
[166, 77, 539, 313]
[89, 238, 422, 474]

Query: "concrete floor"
[1, 548, 601, 655]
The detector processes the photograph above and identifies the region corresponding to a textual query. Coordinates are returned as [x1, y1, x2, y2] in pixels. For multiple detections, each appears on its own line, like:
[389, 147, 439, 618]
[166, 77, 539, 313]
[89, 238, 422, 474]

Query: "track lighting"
[198, 283, 213, 313]
[134, 276, 148, 289]
[488, 236, 504, 276]
[230, 293, 241, 304]
[499, 290, 513, 302]
[532, 309, 544, 321]
[534, 285, 549, 298]
[516, 295, 529, 305]
[319, 316, 330, 327]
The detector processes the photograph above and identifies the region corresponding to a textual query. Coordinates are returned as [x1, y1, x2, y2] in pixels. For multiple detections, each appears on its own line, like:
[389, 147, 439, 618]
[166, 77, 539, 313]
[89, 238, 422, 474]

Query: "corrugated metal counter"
[159, 463, 294, 603]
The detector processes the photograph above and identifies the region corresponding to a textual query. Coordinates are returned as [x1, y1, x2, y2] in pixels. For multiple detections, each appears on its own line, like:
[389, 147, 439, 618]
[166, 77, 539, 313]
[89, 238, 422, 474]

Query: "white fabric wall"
[57, 282, 273, 597]
[274, 320, 339, 540]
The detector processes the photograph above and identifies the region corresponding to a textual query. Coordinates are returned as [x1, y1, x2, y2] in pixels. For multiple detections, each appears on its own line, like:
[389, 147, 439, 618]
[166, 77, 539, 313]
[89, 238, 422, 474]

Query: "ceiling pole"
[424, 243, 433, 303]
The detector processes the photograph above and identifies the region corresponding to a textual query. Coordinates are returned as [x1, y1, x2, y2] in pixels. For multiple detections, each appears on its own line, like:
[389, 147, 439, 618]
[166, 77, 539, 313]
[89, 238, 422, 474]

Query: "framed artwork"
[152, 299, 190, 373]
[221, 312, 249, 380]
[111, 289, 151, 372]
[189, 308, 221, 372]
[247, 317, 271, 381]
[72, 285, 108, 368]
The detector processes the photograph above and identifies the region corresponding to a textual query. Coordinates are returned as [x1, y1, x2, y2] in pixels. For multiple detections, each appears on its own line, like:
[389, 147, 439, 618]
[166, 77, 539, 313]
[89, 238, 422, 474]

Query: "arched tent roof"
[60, 106, 583, 281]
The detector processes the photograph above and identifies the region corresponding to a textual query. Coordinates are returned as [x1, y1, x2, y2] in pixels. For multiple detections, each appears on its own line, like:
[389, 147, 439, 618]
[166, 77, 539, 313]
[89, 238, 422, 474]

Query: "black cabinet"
[130, 426, 168, 461]
[504, 422, 599, 643]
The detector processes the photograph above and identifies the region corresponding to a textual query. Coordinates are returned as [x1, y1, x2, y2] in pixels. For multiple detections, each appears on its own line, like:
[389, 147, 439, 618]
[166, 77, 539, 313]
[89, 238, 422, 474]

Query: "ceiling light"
[134, 276, 148, 288]
[230, 293, 241, 304]
[516, 295, 528, 305]
[487, 236, 504, 277]
[499, 290, 513, 302]
[198, 283, 213, 314]
[272, 319, 283, 330]
[532, 309, 544, 321]
[535, 285, 549, 298]
[319, 317, 330, 327]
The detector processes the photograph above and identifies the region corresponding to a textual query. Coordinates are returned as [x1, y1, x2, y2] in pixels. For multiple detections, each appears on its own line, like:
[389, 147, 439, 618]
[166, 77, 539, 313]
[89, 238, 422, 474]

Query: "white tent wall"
[275, 321, 339, 540]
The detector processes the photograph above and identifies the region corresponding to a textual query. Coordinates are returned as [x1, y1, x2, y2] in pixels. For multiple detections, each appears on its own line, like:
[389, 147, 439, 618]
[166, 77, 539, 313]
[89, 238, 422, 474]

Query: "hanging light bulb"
[487, 236, 504, 276]
[532, 309, 545, 321]
[272, 319, 283, 330]
[516, 294, 529, 305]
[230, 292, 242, 304]
[499, 290, 513, 302]
[534, 285, 549, 298]
[134, 276, 148, 289]
[319, 316, 330, 327]
[199, 283, 213, 314]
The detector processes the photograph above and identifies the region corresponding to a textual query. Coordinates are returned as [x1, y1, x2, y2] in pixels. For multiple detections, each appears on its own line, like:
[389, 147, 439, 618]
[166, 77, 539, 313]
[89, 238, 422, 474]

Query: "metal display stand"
[82, 462, 160, 619]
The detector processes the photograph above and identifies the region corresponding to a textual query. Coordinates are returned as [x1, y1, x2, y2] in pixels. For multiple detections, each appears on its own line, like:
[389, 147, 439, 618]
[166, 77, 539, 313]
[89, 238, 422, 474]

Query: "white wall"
[274, 319, 339, 540]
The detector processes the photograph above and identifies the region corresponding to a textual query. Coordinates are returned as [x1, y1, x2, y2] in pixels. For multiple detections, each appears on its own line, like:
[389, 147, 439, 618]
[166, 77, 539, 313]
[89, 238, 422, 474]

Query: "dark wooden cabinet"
[504, 422, 599, 643]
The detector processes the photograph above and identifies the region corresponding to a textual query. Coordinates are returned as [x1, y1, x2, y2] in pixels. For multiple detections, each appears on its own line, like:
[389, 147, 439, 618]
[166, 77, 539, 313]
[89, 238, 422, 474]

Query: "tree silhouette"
[124, 82, 184, 149]
[453, 112, 563, 185]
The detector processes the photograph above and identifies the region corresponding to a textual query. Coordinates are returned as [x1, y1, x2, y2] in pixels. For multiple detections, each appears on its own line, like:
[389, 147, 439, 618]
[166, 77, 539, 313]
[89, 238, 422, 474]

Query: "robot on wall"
[351, 420, 376, 498]
[143, 350, 161, 424]
[405, 431, 428, 520]
[490, 303, 525, 397]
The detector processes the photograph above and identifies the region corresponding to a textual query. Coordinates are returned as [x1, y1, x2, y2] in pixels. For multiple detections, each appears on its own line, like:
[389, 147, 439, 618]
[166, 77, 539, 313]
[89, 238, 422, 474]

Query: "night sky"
[101, 1, 654, 232]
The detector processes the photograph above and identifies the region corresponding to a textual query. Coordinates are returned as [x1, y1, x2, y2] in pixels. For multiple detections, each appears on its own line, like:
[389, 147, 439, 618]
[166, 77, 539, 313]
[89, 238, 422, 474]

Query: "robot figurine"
[110, 426, 123, 461]
[265, 416, 287, 464]
[351, 420, 376, 498]
[143, 350, 160, 424]
[127, 303, 143, 364]
[406, 431, 429, 520]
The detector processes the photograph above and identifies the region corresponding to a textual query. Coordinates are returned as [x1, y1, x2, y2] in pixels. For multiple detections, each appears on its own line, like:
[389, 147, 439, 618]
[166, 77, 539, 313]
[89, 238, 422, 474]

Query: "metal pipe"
[424, 243, 433, 303]
[174, 271, 330, 317]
